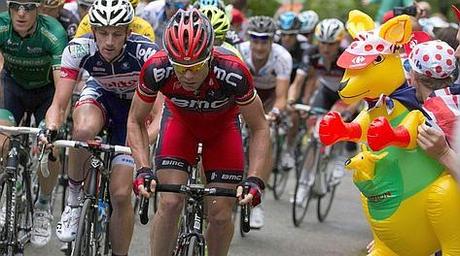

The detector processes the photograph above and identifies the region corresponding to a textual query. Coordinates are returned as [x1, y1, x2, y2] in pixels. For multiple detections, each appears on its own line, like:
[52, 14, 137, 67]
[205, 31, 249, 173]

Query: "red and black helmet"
[163, 9, 215, 64]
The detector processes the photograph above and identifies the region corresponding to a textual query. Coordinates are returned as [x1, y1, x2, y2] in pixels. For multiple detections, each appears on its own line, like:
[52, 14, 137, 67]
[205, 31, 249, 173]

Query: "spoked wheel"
[317, 156, 337, 222]
[73, 199, 94, 256]
[186, 236, 205, 256]
[292, 143, 318, 227]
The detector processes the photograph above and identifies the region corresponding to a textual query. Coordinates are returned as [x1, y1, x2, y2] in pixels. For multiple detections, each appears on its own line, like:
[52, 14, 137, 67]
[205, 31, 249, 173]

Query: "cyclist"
[41, 0, 159, 254]
[137, 0, 190, 47]
[38, 0, 79, 40]
[274, 11, 312, 170]
[298, 10, 319, 43]
[199, 5, 242, 58]
[287, 18, 351, 202]
[75, 0, 155, 41]
[63, 0, 92, 20]
[128, 9, 270, 256]
[238, 15, 292, 229]
[0, 0, 68, 247]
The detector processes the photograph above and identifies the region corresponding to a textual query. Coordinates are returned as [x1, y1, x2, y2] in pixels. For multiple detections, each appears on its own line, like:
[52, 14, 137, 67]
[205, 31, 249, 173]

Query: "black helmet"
[247, 16, 277, 36]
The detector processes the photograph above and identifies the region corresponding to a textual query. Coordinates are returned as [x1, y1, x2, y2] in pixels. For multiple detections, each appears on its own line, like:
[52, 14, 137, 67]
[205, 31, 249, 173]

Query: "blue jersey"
[60, 33, 159, 99]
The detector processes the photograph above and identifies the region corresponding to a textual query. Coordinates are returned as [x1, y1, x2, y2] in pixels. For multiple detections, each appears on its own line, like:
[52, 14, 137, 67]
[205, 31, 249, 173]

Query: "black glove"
[238, 176, 265, 207]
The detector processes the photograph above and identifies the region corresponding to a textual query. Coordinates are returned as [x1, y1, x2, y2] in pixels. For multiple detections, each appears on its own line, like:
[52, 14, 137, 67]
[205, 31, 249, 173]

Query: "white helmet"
[89, 0, 134, 27]
[298, 10, 319, 34]
[315, 18, 345, 43]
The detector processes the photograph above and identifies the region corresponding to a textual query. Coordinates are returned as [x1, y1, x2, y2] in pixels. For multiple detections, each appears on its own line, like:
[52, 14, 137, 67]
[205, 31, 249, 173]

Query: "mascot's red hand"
[367, 117, 410, 151]
[319, 111, 362, 145]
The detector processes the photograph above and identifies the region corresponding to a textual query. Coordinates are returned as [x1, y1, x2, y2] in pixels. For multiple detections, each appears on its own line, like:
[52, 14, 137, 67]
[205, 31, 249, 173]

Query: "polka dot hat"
[408, 40, 456, 79]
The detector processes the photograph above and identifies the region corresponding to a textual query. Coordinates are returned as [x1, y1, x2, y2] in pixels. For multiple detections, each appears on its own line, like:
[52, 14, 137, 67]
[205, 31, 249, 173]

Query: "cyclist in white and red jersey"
[41, 0, 159, 254]
[239, 16, 292, 115]
[128, 9, 270, 256]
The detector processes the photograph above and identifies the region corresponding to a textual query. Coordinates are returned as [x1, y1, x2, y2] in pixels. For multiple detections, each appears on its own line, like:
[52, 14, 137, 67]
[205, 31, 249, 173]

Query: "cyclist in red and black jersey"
[128, 9, 270, 256]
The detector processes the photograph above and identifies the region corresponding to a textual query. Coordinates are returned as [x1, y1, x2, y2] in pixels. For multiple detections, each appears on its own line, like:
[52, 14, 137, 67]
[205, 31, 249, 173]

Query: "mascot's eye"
[373, 55, 384, 64]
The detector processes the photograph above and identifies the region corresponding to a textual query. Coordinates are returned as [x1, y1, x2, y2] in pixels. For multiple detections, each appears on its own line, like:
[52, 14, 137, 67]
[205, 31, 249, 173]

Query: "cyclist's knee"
[207, 201, 233, 226]
[72, 125, 100, 141]
[159, 195, 184, 216]
[110, 188, 132, 209]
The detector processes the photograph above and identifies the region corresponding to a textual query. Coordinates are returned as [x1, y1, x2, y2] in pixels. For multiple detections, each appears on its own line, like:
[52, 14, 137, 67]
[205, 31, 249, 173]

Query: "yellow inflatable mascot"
[319, 10, 460, 256]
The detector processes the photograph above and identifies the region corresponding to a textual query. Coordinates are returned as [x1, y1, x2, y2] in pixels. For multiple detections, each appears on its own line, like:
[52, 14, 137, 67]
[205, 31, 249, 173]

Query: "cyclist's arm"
[240, 95, 271, 182]
[287, 71, 307, 104]
[127, 92, 154, 168]
[45, 78, 76, 130]
[274, 78, 289, 111]
[146, 92, 164, 145]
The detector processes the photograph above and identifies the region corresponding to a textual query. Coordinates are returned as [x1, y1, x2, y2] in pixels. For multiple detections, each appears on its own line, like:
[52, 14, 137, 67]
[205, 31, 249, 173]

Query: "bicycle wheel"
[186, 236, 205, 256]
[317, 155, 337, 222]
[292, 142, 318, 227]
[271, 126, 289, 200]
[73, 198, 94, 256]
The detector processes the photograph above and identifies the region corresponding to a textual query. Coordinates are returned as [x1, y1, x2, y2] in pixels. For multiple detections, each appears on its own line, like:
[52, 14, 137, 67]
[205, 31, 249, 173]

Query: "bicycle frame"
[0, 126, 40, 255]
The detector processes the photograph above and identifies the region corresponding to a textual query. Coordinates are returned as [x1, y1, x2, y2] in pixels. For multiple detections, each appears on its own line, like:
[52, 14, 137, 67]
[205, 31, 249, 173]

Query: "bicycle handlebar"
[292, 104, 328, 115]
[52, 140, 132, 154]
[156, 184, 237, 197]
[0, 125, 40, 135]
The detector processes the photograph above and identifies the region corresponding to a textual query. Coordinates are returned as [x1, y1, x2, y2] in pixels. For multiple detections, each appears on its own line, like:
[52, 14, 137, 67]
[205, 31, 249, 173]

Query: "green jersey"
[0, 12, 67, 89]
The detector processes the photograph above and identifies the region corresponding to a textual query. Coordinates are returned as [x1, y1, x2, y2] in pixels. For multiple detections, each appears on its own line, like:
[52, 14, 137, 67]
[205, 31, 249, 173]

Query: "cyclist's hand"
[267, 108, 280, 122]
[37, 127, 58, 149]
[237, 176, 265, 207]
[133, 167, 157, 198]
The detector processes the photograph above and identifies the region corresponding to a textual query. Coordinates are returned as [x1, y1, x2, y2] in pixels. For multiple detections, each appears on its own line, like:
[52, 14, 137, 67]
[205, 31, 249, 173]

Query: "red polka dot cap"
[337, 30, 394, 70]
[408, 40, 456, 79]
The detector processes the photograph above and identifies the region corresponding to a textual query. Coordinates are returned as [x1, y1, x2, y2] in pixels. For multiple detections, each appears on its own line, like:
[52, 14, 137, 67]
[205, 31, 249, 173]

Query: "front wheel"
[72, 198, 94, 256]
[186, 236, 205, 256]
[292, 143, 318, 227]
[316, 155, 337, 222]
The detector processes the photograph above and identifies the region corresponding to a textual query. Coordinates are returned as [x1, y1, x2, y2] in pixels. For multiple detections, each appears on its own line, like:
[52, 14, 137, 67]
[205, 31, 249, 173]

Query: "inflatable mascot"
[319, 10, 460, 256]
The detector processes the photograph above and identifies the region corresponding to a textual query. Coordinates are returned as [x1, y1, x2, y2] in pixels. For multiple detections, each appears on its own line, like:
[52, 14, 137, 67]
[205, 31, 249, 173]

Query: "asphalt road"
[25, 170, 371, 256]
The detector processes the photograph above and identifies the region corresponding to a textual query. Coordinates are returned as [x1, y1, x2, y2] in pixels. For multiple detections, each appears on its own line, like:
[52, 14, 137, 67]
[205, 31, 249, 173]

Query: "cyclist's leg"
[56, 82, 105, 242]
[104, 95, 135, 255]
[151, 105, 197, 256]
[2, 70, 25, 125]
[202, 117, 244, 255]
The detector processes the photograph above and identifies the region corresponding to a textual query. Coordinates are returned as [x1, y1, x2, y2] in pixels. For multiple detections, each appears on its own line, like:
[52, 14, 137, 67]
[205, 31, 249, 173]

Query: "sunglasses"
[7, 1, 40, 12]
[170, 56, 210, 74]
[249, 33, 272, 41]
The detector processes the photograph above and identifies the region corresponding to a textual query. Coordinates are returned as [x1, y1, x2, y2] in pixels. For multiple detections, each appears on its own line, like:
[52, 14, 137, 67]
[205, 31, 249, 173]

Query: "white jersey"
[137, 0, 167, 47]
[63, 1, 80, 20]
[239, 41, 292, 90]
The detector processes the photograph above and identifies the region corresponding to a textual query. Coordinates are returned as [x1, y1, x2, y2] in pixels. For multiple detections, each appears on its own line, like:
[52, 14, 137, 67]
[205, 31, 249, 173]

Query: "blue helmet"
[298, 10, 319, 34]
[193, 0, 225, 10]
[277, 11, 301, 34]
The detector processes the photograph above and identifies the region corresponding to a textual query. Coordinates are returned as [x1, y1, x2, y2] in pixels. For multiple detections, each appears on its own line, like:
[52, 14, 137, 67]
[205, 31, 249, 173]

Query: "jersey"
[274, 33, 311, 82]
[137, 47, 256, 120]
[57, 8, 79, 40]
[60, 33, 159, 99]
[75, 14, 155, 42]
[306, 46, 345, 92]
[238, 41, 292, 90]
[0, 12, 68, 89]
[137, 0, 168, 47]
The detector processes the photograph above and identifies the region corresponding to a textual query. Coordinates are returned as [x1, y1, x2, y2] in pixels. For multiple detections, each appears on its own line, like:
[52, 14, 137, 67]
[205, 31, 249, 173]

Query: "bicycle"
[291, 104, 342, 227]
[0, 125, 41, 255]
[49, 139, 131, 256]
[139, 144, 251, 255]
[268, 114, 291, 200]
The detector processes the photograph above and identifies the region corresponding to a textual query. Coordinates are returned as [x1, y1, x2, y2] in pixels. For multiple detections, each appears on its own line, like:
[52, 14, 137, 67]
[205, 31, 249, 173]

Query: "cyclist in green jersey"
[0, 0, 67, 247]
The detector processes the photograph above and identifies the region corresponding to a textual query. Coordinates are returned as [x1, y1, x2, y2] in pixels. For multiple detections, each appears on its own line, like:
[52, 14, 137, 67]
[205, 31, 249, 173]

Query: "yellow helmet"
[42, 0, 65, 8]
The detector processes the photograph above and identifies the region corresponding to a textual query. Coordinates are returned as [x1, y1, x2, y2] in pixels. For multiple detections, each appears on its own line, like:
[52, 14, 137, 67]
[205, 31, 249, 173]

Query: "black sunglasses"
[8, 1, 40, 12]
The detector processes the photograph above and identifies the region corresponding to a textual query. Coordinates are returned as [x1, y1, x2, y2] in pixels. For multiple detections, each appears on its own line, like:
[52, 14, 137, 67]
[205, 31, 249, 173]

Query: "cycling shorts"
[155, 105, 245, 184]
[1, 70, 54, 124]
[75, 80, 131, 146]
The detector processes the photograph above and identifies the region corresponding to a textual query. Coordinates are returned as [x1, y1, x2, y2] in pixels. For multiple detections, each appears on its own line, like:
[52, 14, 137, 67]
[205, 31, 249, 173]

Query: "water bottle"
[97, 199, 109, 238]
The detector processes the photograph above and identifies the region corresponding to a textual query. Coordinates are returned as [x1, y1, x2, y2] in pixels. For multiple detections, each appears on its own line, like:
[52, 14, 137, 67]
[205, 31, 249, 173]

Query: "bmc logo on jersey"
[153, 66, 174, 82]
[171, 97, 229, 109]
[136, 45, 156, 62]
[214, 66, 243, 87]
